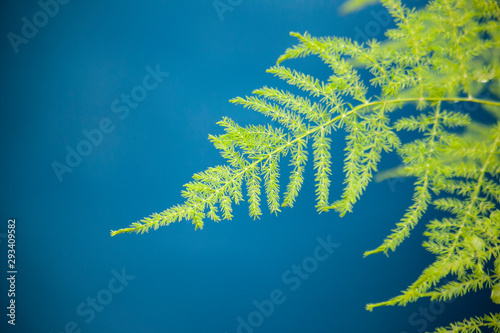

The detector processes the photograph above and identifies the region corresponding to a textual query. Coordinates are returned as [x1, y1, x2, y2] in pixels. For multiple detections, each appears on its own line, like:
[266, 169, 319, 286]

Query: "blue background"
[1, 1, 498, 332]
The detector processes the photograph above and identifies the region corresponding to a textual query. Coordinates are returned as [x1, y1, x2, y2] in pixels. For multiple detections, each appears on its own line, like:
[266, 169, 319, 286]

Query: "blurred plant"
[340, 0, 380, 14]
[112, 0, 500, 331]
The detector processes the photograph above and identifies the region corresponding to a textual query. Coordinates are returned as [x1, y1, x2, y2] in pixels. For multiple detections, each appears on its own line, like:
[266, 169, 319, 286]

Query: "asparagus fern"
[112, 0, 500, 331]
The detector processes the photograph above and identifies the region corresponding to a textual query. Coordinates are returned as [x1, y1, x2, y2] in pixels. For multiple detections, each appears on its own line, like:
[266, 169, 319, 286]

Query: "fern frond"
[282, 138, 308, 208]
[230, 95, 308, 134]
[246, 165, 262, 219]
[112, 2, 500, 331]
[312, 128, 333, 211]
[262, 153, 281, 214]
[364, 180, 431, 256]
[430, 313, 500, 333]
[331, 105, 400, 216]
[369, 121, 500, 316]
[267, 65, 341, 107]
[267, 66, 326, 98]
[252, 86, 330, 125]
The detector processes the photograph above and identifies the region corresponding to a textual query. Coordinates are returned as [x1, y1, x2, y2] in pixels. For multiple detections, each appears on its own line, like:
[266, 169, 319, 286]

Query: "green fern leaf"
[111, 0, 500, 332]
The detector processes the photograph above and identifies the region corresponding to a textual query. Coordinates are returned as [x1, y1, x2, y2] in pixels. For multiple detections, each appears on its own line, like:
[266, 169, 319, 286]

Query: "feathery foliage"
[112, 0, 500, 331]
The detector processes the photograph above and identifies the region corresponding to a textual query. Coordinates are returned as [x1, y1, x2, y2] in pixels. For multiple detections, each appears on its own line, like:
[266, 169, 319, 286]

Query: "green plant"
[111, 0, 500, 331]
